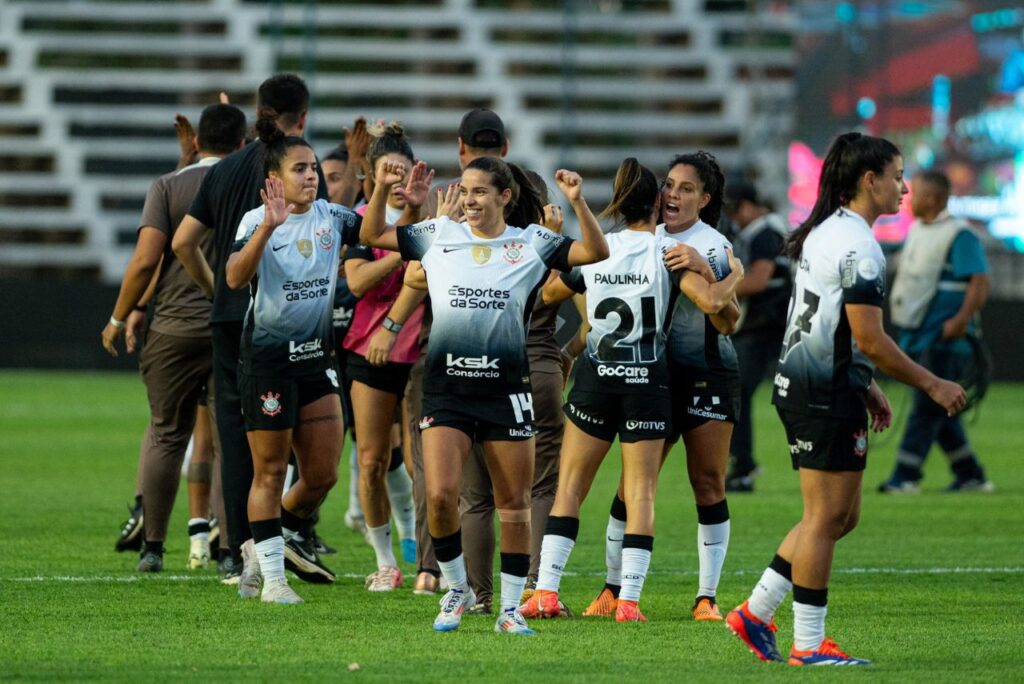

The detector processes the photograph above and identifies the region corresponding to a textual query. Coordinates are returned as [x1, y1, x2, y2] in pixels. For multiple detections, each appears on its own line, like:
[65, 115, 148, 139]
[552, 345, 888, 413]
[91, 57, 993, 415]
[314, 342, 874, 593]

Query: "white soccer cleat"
[365, 566, 403, 592]
[261, 578, 304, 605]
[238, 539, 262, 599]
[495, 607, 536, 635]
[433, 587, 476, 632]
[187, 538, 211, 570]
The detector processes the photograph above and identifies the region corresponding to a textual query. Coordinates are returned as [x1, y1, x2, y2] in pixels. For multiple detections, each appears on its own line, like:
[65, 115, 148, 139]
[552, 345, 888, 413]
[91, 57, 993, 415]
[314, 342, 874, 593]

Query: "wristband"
[381, 317, 403, 333]
[109, 317, 126, 329]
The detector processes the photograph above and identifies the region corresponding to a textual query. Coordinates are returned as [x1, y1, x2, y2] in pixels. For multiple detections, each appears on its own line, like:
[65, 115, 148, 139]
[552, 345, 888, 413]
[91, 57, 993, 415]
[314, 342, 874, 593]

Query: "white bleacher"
[0, 0, 796, 282]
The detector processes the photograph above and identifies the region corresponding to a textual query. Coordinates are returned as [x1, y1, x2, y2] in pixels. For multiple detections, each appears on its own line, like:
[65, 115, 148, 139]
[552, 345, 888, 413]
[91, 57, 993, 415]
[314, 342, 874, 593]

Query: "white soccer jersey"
[562, 230, 678, 394]
[656, 220, 739, 373]
[232, 199, 361, 375]
[772, 208, 886, 417]
[396, 216, 574, 395]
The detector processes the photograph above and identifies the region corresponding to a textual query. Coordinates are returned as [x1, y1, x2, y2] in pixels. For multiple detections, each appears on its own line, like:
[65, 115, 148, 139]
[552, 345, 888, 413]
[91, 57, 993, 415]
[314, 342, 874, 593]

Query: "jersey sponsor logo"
[625, 419, 666, 431]
[407, 223, 436, 237]
[774, 372, 790, 398]
[297, 239, 313, 258]
[472, 245, 492, 264]
[260, 391, 283, 417]
[502, 242, 524, 264]
[508, 426, 534, 438]
[594, 273, 650, 285]
[687, 403, 727, 420]
[447, 285, 510, 310]
[316, 227, 335, 250]
[283, 277, 331, 302]
[789, 438, 814, 455]
[596, 364, 650, 384]
[706, 248, 723, 279]
[535, 230, 564, 243]
[446, 354, 501, 378]
[853, 429, 867, 457]
[567, 402, 605, 425]
[289, 338, 325, 362]
[271, 243, 288, 252]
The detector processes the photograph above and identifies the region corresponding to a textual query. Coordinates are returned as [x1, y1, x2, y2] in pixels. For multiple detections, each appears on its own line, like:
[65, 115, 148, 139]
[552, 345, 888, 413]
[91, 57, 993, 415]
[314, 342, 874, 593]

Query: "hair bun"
[255, 106, 285, 145]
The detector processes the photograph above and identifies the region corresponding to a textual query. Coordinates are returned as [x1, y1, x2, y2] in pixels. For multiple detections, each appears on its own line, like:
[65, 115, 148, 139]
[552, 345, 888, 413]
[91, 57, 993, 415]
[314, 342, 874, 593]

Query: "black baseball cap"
[458, 108, 506, 148]
[724, 179, 760, 210]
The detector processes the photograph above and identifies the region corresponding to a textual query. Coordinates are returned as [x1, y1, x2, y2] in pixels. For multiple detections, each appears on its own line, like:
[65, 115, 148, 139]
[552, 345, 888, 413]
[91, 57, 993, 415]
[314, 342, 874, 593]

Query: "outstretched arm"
[555, 170, 609, 266]
[225, 177, 293, 289]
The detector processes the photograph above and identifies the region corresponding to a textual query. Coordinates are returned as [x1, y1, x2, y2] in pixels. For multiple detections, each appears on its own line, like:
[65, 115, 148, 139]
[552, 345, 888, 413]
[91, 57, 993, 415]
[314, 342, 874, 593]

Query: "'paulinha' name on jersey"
[656, 220, 739, 374]
[233, 199, 361, 376]
[397, 216, 574, 395]
[562, 230, 679, 393]
[772, 208, 886, 417]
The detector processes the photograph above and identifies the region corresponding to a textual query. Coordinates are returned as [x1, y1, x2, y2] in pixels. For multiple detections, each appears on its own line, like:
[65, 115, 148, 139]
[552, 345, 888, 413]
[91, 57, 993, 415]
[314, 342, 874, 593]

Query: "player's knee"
[838, 508, 860, 538]
[427, 485, 458, 516]
[689, 473, 725, 505]
[357, 449, 389, 483]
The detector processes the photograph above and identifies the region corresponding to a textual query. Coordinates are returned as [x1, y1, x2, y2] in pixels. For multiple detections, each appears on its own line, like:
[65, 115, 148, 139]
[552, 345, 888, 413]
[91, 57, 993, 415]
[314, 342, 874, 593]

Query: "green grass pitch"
[1, 371, 1021, 681]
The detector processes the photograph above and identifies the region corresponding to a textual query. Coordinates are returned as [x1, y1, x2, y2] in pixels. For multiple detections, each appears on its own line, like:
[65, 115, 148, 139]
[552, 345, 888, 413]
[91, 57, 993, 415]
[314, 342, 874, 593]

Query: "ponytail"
[668, 151, 724, 226]
[598, 157, 658, 225]
[256, 106, 312, 178]
[787, 132, 900, 260]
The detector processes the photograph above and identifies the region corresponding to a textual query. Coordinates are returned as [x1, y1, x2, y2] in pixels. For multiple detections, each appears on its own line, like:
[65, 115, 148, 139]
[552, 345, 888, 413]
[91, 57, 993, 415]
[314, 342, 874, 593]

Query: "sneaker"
[188, 537, 211, 570]
[366, 566, 403, 592]
[726, 601, 783, 662]
[284, 536, 336, 584]
[520, 581, 536, 604]
[115, 500, 144, 552]
[582, 587, 618, 617]
[413, 571, 440, 596]
[946, 477, 994, 493]
[693, 595, 724, 621]
[495, 607, 535, 635]
[433, 587, 476, 632]
[136, 551, 163, 573]
[312, 534, 337, 556]
[466, 599, 493, 616]
[877, 475, 921, 494]
[788, 637, 871, 666]
[344, 510, 367, 535]
[400, 538, 417, 564]
[519, 589, 563, 619]
[261, 578, 304, 605]
[220, 555, 241, 585]
[615, 599, 647, 622]
[238, 539, 262, 599]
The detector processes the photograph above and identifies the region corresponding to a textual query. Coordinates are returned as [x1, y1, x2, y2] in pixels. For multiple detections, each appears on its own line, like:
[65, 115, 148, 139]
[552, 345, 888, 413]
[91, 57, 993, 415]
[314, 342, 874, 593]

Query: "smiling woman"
[222, 107, 364, 606]
[359, 155, 608, 635]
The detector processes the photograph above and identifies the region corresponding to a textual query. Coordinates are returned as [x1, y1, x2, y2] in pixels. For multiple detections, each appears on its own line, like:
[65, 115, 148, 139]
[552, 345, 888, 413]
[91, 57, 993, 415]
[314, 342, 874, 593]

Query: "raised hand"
[394, 160, 434, 208]
[435, 182, 463, 220]
[542, 203, 564, 233]
[344, 117, 371, 161]
[260, 176, 294, 230]
[554, 169, 584, 202]
[376, 159, 409, 188]
[174, 114, 198, 167]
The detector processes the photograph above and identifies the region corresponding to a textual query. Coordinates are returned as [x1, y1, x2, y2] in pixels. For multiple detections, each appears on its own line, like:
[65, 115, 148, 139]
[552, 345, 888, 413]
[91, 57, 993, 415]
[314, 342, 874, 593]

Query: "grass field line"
[4, 565, 1022, 583]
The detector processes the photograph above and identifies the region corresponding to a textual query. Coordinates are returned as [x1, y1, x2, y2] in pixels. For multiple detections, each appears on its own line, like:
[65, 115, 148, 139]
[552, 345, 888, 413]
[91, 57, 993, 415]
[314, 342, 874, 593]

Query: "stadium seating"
[0, 0, 795, 282]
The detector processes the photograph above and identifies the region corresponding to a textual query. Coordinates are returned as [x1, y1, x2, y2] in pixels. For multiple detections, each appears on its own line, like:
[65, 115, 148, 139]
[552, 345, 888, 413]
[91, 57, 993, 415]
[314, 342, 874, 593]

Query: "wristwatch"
[382, 317, 403, 333]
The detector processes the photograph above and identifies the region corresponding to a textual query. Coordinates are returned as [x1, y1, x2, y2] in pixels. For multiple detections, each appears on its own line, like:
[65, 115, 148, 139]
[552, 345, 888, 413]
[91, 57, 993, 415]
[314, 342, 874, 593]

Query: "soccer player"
[101, 103, 246, 572]
[173, 74, 336, 588]
[878, 170, 992, 493]
[726, 133, 966, 665]
[360, 157, 608, 634]
[223, 111, 363, 604]
[520, 158, 743, 623]
[723, 180, 791, 492]
[344, 123, 424, 591]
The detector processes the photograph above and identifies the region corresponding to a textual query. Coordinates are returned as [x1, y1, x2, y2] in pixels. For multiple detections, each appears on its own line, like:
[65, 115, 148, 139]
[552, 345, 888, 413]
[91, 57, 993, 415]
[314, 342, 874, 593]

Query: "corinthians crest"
[260, 391, 282, 417]
[472, 246, 492, 264]
[315, 227, 335, 250]
[502, 242, 524, 264]
[296, 239, 313, 258]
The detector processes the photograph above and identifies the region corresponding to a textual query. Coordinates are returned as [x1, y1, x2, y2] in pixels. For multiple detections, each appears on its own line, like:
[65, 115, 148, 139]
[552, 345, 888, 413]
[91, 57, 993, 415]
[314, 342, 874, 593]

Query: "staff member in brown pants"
[102, 103, 247, 572]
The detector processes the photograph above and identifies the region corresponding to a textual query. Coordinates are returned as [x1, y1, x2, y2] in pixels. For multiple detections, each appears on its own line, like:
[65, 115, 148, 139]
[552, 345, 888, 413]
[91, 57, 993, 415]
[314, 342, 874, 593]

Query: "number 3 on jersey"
[780, 288, 820, 360]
